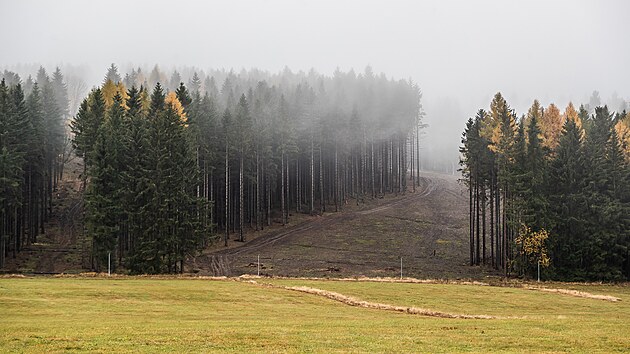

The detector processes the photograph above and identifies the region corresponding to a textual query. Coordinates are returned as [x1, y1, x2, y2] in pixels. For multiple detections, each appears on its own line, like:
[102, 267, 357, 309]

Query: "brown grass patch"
[240, 278, 499, 319]
[285, 285, 496, 319]
[0, 274, 27, 278]
[526, 286, 622, 302]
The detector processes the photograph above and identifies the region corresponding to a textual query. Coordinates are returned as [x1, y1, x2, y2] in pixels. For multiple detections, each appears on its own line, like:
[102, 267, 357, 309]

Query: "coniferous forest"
[1, 64, 425, 273]
[460, 92, 630, 281]
[2, 65, 629, 281]
[0, 68, 69, 269]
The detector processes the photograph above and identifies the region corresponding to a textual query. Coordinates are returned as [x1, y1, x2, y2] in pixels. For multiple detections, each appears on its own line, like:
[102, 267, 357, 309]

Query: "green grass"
[0, 277, 628, 353]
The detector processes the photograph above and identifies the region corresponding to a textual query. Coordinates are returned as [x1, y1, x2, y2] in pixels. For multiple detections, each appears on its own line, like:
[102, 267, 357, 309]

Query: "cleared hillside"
[196, 171, 497, 279]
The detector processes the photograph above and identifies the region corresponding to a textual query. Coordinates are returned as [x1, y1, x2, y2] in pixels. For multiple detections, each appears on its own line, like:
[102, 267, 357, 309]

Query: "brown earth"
[193, 172, 500, 279]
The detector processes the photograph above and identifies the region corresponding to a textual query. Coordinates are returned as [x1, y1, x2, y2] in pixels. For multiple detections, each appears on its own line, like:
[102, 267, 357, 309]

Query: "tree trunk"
[416, 122, 420, 187]
[310, 135, 314, 213]
[319, 146, 324, 213]
[469, 174, 474, 266]
[239, 151, 244, 242]
[281, 149, 286, 225]
[475, 174, 480, 266]
[334, 142, 339, 212]
[482, 188, 486, 265]
[490, 174, 494, 268]
[224, 142, 229, 247]
[296, 157, 300, 213]
[256, 150, 260, 231]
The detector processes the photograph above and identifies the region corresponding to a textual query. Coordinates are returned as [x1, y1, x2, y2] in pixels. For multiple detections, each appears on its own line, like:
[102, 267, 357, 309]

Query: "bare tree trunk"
[267, 170, 271, 227]
[281, 149, 286, 225]
[389, 139, 393, 193]
[469, 174, 474, 266]
[503, 185, 509, 276]
[475, 173, 480, 266]
[495, 182, 500, 269]
[256, 150, 260, 231]
[334, 142, 339, 212]
[411, 132, 415, 192]
[379, 142, 383, 196]
[286, 155, 290, 221]
[296, 158, 300, 213]
[239, 151, 244, 242]
[210, 169, 214, 235]
[482, 188, 486, 265]
[370, 141, 375, 198]
[224, 142, 229, 247]
[319, 146, 324, 213]
[310, 135, 314, 213]
[490, 173, 494, 268]
[417, 123, 421, 186]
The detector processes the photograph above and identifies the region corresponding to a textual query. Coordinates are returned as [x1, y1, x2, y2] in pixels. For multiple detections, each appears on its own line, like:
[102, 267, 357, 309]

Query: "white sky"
[1, 0, 628, 161]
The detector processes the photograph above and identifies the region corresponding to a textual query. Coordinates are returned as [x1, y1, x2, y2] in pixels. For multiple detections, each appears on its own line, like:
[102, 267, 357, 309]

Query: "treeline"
[0, 68, 70, 268]
[72, 64, 425, 274]
[460, 92, 630, 281]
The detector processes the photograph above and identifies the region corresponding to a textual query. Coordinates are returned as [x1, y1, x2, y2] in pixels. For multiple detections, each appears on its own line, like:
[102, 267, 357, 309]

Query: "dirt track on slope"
[1, 158, 88, 274]
[195, 172, 499, 279]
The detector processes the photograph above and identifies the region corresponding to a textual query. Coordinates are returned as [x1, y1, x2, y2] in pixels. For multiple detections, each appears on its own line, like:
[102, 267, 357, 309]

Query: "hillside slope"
[1, 158, 89, 274]
[196, 172, 496, 279]
[3, 169, 494, 279]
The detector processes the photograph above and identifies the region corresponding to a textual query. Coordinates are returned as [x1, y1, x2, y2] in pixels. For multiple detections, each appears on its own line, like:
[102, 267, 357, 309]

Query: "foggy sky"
[2, 0, 629, 163]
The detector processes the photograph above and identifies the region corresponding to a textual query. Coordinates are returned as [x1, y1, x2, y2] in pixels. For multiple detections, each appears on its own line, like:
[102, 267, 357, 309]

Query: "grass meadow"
[0, 276, 628, 352]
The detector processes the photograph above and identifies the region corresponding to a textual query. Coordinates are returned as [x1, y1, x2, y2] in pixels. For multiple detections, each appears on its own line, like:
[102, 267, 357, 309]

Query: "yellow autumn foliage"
[615, 112, 630, 161]
[540, 103, 565, 151]
[140, 87, 150, 115]
[516, 225, 550, 268]
[165, 91, 187, 124]
[482, 93, 517, 155]
[102, 80, 129, 110]
[563, 102, 585, 140]
[523, 100, 544, 144]
[562, 102, 582, 130]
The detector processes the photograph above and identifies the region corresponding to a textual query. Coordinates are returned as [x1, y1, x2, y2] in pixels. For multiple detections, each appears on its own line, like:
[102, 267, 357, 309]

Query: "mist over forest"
[2, 3, 630, 352]
[0, 0, 628, 278]
[2, 0, 629, 173]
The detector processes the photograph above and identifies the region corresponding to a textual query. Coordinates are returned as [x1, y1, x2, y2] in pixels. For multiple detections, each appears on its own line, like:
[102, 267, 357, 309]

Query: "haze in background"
[1, 0, 628, 170]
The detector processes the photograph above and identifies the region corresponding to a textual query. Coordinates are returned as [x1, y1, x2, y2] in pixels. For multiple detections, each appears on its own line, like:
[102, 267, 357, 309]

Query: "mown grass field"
[0, 276, 628, 353]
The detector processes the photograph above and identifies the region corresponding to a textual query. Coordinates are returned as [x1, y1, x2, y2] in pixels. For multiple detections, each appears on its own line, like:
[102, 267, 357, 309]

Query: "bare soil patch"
[195, 172, 500, 279]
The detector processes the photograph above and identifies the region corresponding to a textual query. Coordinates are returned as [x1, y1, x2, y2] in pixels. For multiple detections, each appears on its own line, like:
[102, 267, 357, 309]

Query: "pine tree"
[188, 72, 202, 94]
[582, 106, 628, 280]
[104, 63, 122, 84]
[169, 71, 182, 92]
[614, 111, 630, 161]
[548, 118, 587, 279]
[222, 108, 232, 246]
[70, 88, 106, 188]
[24, 83, 46, 243]
[540, 103, 564, 153]
[0, 80, 27, 266]
[85, 93, 127, 270]
[175, 83, 192, 109]
[524, 104, 547, 231]
[234, 94, 252, 241]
